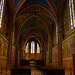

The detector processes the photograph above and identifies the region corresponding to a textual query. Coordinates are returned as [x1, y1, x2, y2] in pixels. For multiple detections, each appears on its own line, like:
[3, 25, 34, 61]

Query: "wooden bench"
[21, 60, 30, 66]
[37, 66, 65, 75]
[11, 67, 31, 75]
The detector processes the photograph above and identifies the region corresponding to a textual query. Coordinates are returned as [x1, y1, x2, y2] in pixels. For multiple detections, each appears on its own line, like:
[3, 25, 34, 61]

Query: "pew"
[37, 66, 65, 75]
[21, 60, 30, 66]
[35, 60, 44, 66]
[11, 67, 31, 75]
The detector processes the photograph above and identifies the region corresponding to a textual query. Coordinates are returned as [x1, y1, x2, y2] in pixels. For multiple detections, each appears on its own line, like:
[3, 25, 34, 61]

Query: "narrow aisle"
[31, 68, 44, 75]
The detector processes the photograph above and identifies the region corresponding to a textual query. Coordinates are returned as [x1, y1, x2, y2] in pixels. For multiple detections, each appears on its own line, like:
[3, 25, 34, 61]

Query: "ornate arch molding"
[23, 29, 45, 41]
[13, 1, 58, 27]
[23, 34, 43, 50]
[20, 21, 48, 35]
[21, 28, 44, 38]
[19, 29, 45, 45]
[18, 15, 50, 37]
[20, 20, 47, 33]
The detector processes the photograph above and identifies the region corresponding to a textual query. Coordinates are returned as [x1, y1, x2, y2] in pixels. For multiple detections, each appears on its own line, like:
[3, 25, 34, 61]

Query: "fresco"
[3, 41, 8, 57]
[62, 37, 74, 58]
[0, 36, 4, 56]
[0, 35, 8, 57]
[62, 42, 68, 58]
[12, 46, 15, 59]
[52, 36, 74, 59]
[2, 1, 8, 35]
[52, 46, 58, 60]
[64, 20, 69, 34]
[67, 37, 74, 56]
[64, 0, 69, 34]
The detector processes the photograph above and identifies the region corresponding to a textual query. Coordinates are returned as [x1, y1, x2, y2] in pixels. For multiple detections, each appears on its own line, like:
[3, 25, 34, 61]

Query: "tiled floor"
[31, 67, 44, 75]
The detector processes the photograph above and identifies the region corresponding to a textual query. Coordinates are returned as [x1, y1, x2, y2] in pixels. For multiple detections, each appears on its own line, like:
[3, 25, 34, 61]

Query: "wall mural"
[0, 36, 4, 56]
[3, 1, 8, 35]
[3, 41, 8, 57]
[64, 20, 69, 34]
[0, 35, 8, 57]
[52, 36, 74, 61]
[52, 46, 58, 60]
[64, 0, 69, 34]
[62, 37, 74, 58]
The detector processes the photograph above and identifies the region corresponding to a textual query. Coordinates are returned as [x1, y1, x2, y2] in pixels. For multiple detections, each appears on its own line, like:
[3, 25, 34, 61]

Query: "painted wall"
[62, 35, 74, 75]
[64, 0, 69, 35]
[52, 34, 74, 75]
[0, 33, 8, 70]
[23, 53, 42, 60]
[52, 45, 58, 67]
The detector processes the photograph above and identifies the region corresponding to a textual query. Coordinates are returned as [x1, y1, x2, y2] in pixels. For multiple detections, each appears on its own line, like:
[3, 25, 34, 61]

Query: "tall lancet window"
[37, 43, 40, 53]
[25, 43, 29, 53]
[0, 0, 5, 28]
[31, 41, 35, 53]
[69, 0, 75, 29]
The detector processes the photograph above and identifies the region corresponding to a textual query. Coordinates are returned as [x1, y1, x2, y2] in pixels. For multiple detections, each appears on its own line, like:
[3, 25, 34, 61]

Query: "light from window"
[0, 0, 4, 28]
[37, 43, 40, 53]
[31, 41, 35, 53]
[69, 0, 75, 29]
[25, 43, 29, 53]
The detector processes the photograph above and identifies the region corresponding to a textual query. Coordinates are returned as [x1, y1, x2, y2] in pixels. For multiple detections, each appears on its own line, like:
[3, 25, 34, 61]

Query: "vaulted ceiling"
[9, 0, 63, 46]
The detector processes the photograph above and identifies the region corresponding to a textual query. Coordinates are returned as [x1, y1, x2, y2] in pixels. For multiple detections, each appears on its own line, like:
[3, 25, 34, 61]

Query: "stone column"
[7, 23, 13, 67]
[49, 40, 53, 67]
[58, 30, 62, 66]
[14, 29, 19, 67]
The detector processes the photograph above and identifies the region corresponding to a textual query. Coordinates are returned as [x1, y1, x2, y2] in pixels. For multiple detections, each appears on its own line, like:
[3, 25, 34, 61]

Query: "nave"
[0, 0, 75, 75]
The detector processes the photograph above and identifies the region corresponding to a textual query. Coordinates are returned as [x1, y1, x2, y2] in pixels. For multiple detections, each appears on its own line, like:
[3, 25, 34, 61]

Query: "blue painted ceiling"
[22, 27, 29, 34]
[15, 0, 19, 5]
[28, 22, 42, 26]
[15, 0, 59, 7]
[53, 0, 58, 7]
[22, 22, 45, 34]
[22, 0, 50, 8]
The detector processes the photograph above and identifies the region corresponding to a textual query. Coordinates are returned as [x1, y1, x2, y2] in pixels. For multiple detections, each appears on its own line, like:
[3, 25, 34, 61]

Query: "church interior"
[0, 0, 75, 75]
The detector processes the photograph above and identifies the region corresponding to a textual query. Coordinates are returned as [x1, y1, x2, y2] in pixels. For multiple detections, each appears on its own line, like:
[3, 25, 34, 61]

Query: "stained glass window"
[31, 41, 35, 53]
[69, 0, 75, 29]
[0, 0, 4, 28]
[25, 43, 29, 53]
[37, 43, 40, 53]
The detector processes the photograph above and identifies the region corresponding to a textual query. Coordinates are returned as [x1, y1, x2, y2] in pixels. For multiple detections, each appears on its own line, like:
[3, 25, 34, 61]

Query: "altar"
[30, 59, 36, 67]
